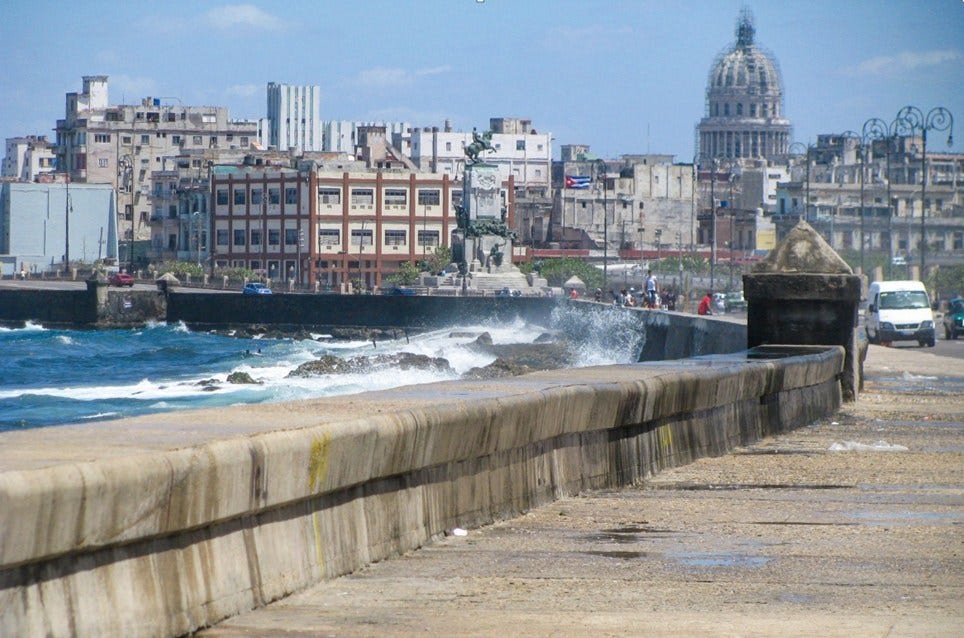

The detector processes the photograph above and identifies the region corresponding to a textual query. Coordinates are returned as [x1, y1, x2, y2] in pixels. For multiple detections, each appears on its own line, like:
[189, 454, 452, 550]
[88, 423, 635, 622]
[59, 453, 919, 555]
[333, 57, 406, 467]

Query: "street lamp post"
[595, 159, 609, 290]
[710, 158, 717, 292]
[654, 228, 662, 278]
[895, 106, 954, 279]
[862, 117, 901, 277]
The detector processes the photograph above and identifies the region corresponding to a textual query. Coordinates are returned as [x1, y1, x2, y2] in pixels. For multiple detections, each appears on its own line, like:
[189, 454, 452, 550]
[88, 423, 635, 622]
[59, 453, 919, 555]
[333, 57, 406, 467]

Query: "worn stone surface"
[203, 345, 963, 638]
[0, 349, 843, 638]
[752, 219, 853, 274]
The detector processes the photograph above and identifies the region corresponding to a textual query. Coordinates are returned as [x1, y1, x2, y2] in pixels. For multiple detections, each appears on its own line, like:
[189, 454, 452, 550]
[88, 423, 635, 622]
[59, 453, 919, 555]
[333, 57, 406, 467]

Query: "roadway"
[202, 345, 963, 637]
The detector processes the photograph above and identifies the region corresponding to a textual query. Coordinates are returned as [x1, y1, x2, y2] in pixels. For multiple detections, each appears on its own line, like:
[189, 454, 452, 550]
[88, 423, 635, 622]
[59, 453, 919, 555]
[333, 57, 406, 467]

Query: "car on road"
[943, 298, 964, 340]
[724, 291, 746, 312]
[388, 286, 417, 296]
[108, 272, 134, 287]
[242, 282, 272, 295]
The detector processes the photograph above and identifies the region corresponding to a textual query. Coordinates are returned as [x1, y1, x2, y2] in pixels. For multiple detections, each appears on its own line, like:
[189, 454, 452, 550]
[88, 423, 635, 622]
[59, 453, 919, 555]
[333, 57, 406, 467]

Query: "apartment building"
[2, 136, 57, 181]
[408, 118, 551, 196]
[210, 164, 513, 290]
[54, 76, 258, 266]
[266, 83, 323, 152]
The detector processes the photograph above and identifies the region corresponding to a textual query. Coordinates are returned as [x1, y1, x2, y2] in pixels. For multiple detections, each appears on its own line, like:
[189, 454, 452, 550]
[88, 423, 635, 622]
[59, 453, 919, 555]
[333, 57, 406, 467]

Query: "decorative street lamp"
[895, 106, 954, 279]
[594, 159, 609, 290]
[837, 131, 862, 268]
[861, 116, 901, 278]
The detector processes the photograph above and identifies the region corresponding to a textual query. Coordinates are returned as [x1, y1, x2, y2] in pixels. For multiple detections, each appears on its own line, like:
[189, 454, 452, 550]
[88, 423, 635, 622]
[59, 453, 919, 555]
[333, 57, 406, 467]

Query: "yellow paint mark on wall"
[308, 435, 331, 492]
[308, 434, 331, 573]
[658, 425, 673, 453]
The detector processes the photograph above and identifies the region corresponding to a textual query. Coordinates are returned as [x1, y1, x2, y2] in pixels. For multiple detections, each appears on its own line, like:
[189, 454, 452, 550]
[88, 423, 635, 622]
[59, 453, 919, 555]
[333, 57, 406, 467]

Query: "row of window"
[216, 187, 300, 206]
[712, 102, 774, 118]
[217, 187, 445, 208]
[215, 228, 440, 248]
[88, 133, 249, 147]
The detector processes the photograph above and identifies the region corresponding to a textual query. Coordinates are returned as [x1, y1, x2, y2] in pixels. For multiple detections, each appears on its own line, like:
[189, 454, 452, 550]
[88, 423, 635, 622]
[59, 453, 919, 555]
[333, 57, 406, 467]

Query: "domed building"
[698, 10, 791, 163]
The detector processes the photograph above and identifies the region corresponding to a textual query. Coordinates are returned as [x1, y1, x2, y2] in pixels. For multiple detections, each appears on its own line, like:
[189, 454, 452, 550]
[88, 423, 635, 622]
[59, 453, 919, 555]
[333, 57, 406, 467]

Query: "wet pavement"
[202, 345, 963, 637]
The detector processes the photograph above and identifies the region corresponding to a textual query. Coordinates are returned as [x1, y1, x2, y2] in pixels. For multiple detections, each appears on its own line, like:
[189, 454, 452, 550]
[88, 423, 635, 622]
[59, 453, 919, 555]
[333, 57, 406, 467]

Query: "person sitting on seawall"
[569, 288, 579, 299]
[698, 291, 713, 316]
[594, 288, 603, 302]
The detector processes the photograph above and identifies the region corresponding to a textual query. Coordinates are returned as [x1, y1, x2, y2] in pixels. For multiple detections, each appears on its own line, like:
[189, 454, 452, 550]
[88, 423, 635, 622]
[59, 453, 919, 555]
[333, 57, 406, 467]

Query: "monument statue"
[465, 128, 495, 164]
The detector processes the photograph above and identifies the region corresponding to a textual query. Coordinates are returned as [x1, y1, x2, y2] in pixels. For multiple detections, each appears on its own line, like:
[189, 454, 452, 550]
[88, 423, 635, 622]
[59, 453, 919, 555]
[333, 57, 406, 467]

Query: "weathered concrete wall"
[0, 346, 842, 638]
[0, 285, 165, 328]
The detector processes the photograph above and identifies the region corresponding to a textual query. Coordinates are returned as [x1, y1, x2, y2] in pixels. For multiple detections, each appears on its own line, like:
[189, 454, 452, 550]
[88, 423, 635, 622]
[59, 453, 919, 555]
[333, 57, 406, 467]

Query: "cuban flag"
[565, 175, 591, 189]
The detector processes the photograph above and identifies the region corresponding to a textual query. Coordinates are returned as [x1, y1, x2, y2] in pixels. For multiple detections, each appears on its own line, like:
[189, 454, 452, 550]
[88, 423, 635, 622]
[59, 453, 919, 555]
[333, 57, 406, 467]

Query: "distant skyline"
[2, 0, 962, 160]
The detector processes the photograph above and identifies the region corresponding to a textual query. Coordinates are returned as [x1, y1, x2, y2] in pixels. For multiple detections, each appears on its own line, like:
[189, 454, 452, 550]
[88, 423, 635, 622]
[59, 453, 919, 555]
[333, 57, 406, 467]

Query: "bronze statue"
[465, 128, 495, 164]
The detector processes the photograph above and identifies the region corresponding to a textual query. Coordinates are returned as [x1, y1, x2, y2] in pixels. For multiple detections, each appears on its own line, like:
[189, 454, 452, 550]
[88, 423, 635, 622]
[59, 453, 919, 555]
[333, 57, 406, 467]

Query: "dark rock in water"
[488, 342, 572, 370]
[473, 332, 493, 346]
[534, 331, 562, 343]
[463, 358, 533, 380]
[226, 371, 262, 385]
[196, 378, 219, 387]
[449, 331, 478, 338]
[288, 352, 452, 378]
[288, 355, 353, 377]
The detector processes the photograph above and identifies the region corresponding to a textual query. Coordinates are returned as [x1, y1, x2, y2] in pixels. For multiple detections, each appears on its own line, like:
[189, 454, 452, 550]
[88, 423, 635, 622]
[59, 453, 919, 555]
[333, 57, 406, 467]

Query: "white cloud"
[203, 4, 286, 31]
[110, 74, 158, 99]
[356, 65, 452, 89]
[842, 49, 962, 77]
[226, 83, 262, 98]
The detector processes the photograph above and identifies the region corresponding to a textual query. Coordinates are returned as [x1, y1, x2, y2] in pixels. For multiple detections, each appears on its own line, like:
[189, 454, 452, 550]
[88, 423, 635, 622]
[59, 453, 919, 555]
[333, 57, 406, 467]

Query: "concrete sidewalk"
[203, 344, 964, 637]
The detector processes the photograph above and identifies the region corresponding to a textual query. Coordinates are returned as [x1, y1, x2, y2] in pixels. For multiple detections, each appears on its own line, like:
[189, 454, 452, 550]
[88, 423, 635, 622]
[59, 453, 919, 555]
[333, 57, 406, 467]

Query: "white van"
[865, 280, 936, 347]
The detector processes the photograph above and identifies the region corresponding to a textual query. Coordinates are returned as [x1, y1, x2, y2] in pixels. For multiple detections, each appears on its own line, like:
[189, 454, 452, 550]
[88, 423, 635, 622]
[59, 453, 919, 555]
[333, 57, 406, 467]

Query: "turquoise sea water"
[0, 309, 645, 431]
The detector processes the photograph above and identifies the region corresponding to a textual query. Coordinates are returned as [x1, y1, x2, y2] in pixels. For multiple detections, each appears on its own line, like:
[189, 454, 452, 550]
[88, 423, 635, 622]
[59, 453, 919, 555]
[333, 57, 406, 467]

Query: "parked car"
[724, 291, 747, 312]
[388, 287, 417, 296]
[865, 280, 935, 347]
[496, 287, 522, 297]
[242, 282, 272, 295]
[943, 297, 964, 340]
[108, 272, 134, 287]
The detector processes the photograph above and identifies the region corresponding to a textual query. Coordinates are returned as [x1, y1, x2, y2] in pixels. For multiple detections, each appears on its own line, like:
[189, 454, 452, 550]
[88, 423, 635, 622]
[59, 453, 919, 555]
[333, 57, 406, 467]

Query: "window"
[217, 229, 229, 246]
[285, 187, 298, 204]
[233, 229, 245, 246]
[141, 135, 150, 144]
[146, 112, 159, 123]
[123, 136, 132, 144]
[209, 136, 218, 147]
[318, 229, 340, 245]
[234, 189, 246, 205]
[94, 134, 111, 143]
[351, 188, 374, 205]
[445, 142, 452, 151]
[167, 113, 176, 122]
[954, 232, 963, 250]
[417, 189, 440, 206]
[250, 229, 262, 246]
[269, 188, 280, 204]
[750, 103, 757, 117]
[172, 135, 181, 145]
[285, 229, 298, 245]
[240, 137, 249, 147]
[268, 229, 280, 246]
[216, 190, 228, 206]
[516, 140, 525, 151]
[385, 230, 406, 246]
[417, 230, 439, 247]
[351, 229, 373, 246]
[736, 103, 743, 116]
[193, 136, 202, 145]
[98, 158, 109, 168]
[723, 103, 730, 116]
[385, 188, 407, 206]
[251, 189, 263, 205]
[250, 260, 261, 271]
[318, 187, 341, 204]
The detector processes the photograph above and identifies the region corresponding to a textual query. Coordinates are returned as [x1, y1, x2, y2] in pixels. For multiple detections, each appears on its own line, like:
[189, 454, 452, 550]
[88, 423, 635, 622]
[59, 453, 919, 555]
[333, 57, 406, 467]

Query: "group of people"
[588, 270, 677, 310]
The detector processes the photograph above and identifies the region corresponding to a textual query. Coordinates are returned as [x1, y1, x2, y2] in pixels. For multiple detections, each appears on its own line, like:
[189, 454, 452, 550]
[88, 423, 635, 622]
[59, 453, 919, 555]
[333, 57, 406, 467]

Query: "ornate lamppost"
[895, 106, 953, 279]
[861, 116, 901, 278]
[594, 159, 609, 290]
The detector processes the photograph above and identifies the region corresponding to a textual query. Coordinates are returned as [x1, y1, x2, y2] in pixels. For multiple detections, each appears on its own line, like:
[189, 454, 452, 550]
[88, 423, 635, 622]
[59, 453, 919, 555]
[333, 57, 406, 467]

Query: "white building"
[408, 118, 552, 196]
[266, 83, 323, 152]
[2, 136, 57, 181]
[0, 182, 118, 276]
[323, 120, 411, 154]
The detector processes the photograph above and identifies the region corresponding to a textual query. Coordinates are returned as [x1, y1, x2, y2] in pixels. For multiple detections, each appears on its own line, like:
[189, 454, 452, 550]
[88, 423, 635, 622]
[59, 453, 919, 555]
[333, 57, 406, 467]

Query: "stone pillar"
[744, 219, 863, 401]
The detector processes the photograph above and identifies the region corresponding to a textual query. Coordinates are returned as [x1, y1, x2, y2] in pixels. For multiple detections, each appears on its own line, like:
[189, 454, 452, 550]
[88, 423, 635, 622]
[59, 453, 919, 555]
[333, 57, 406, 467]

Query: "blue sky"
[2, 0, 962, 159]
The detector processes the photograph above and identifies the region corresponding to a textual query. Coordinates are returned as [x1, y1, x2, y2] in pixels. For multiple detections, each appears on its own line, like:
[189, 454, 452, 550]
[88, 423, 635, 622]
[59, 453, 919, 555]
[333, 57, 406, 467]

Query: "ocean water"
[0, 308, 645, 431]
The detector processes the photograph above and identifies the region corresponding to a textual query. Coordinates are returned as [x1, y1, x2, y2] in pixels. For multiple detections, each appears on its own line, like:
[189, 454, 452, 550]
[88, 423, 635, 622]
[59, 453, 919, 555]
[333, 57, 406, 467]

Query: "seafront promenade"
[203, 344, 963, 637]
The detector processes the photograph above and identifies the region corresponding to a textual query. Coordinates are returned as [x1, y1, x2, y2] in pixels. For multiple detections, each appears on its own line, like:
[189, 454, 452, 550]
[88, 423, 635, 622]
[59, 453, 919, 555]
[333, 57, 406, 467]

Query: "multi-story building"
[551, 151, 697, 258]
[324, 120, 411, 154]
[54, 76, 258, 267]
[0, 181, 117, 276]
[696, 9, 791, 163]
[266, 83, 323, 152]
[408, 118, 552, 196]
[3, 136, 57, 181]
[210, 163, 514, 290]
[775, 135, 964, 274]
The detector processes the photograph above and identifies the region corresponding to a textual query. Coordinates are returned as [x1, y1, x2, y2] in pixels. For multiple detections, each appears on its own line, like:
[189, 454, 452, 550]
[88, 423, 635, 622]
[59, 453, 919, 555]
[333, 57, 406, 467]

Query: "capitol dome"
[698, 10, 792, 162]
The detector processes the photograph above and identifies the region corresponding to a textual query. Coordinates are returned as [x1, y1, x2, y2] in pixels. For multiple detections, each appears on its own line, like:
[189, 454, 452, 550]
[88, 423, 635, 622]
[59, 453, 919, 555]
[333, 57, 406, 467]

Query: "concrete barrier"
[0, 346, 842, 637]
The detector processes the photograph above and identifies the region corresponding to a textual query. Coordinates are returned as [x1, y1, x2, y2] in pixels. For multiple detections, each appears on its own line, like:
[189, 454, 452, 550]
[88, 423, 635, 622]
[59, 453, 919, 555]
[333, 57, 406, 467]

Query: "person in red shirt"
[698, 291, 713, 315]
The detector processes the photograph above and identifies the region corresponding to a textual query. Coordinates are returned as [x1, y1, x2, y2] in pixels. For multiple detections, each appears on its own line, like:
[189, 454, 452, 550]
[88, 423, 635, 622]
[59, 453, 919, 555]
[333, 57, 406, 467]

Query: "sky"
[2, 0, 962, 160]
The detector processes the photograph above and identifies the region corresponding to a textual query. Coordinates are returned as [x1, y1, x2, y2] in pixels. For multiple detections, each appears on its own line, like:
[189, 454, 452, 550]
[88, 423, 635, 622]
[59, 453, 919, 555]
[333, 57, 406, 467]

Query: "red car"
[108, 272, 135, 287]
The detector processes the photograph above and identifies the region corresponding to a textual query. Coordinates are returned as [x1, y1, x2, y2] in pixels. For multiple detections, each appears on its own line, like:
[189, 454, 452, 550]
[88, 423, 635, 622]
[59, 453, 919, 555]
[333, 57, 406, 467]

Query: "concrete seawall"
[0, 346, 842, 637]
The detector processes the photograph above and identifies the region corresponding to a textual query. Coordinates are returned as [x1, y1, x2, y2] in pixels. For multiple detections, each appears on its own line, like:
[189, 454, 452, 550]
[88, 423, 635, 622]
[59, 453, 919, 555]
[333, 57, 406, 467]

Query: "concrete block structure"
[2, 136, 57, 182]
[0, 181, 117, 275]
[265, 83, 322, 152]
